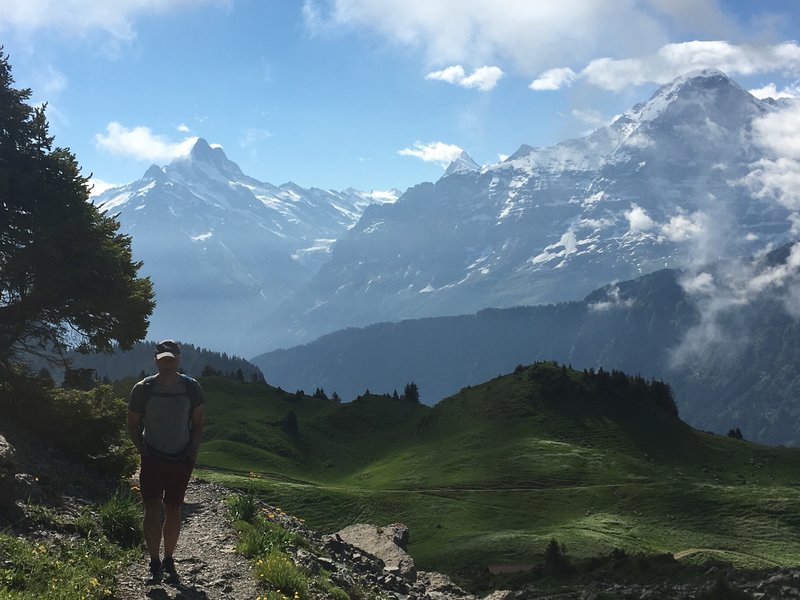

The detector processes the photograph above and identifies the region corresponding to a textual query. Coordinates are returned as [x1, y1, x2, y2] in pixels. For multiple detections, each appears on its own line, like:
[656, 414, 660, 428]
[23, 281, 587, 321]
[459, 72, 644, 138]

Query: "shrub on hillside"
[543, 537, 572, 577]
[3, 372, 136, 478]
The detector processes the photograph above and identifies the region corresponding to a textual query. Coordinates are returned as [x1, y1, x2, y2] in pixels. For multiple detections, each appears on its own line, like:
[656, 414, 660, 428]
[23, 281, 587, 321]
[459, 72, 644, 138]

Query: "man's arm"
[127, 410, 147, 455]
[189, 404, 204, 464]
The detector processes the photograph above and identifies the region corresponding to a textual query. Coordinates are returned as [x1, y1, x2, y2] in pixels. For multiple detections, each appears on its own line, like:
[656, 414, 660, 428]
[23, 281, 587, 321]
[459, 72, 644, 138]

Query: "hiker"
[127, 340, 205, 581]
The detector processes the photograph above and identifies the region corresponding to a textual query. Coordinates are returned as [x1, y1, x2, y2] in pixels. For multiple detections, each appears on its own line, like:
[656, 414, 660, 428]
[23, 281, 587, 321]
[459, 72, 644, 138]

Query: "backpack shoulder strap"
[139, 374, 159, 412]
[179, 373, 200, 405]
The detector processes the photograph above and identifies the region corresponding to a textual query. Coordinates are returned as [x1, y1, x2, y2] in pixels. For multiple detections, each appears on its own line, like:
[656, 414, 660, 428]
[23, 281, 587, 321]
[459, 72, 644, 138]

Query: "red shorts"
[140, 455, 194, 506]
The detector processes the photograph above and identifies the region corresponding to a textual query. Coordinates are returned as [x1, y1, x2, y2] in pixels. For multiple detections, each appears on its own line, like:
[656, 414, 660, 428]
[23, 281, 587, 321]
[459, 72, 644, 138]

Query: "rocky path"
[113, 479, 261, 600]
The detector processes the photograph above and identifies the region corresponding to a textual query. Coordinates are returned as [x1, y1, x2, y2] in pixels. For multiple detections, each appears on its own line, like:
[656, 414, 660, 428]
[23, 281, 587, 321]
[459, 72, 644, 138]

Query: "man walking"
[127, 340, 205, 582]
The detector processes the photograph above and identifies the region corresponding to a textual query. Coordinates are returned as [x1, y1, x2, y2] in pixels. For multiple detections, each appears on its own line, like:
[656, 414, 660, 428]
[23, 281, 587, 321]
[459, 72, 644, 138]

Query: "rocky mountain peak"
[443, 150, 481, 177]
[167, 137, 247, 181]
[624, 67, 764, 129]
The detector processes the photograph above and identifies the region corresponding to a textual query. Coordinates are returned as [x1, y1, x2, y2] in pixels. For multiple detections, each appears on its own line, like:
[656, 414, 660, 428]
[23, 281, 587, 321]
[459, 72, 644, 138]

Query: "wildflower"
[90, 577, 100, 587]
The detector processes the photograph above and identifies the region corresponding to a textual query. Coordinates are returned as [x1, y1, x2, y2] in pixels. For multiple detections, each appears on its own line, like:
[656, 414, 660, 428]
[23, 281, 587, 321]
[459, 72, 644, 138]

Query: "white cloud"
[742, 103, 800, 211]
[426, 65, 504, 91]
[530, 67, 576, 91]
[748, 82, 800, 100]
[302, 0, 695, 75]
[680, 271, 715, 295]
[87, 177, 118, 196]
[177, 123, 191, 133]
[0, 0, 230, 39]
[578, 40, 800, 92]
[752, 104, 800, 160]
[588, 284, 635, 312]
[670, 242, 800, 367]
[398, 141, 464, 167]
[625, 204, 655, 233]
[94, 122, 198, 162]
[661, 212, 708, 242]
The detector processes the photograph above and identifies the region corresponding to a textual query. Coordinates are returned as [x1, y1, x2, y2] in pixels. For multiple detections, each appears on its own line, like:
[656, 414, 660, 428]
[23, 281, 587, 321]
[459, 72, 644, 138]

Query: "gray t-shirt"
[129, 375, 205, 460]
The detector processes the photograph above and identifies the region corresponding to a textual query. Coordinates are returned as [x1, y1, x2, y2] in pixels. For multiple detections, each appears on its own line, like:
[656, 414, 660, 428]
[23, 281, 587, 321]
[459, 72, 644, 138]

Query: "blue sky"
[2, 0, 800, 194]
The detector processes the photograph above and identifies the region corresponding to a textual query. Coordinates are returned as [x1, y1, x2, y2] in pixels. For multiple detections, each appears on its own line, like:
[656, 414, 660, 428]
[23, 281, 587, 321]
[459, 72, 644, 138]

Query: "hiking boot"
[162, 556, 176, 573]
[149, 558, 162, 582]
[162, 556, 178, 582]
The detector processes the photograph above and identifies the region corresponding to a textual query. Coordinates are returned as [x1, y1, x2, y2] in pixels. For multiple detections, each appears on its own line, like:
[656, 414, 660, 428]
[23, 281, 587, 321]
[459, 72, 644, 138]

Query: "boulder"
[417, 570, 476, 599]
[334, 523, 417, 581]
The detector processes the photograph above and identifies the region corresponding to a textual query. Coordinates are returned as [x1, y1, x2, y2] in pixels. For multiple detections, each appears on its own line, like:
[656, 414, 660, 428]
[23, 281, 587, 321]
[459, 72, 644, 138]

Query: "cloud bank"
[398, 141, 464, 166]
[0, 0, 229, 39]
[303, 0, 739, 75]
[94, 122, 198, 162]
[426, 65, 504, 91]
[533, 40, 800, 92]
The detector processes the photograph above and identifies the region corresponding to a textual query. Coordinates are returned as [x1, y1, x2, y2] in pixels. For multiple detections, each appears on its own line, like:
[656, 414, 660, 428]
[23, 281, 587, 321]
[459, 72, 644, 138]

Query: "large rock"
[334, 523, 417, 581]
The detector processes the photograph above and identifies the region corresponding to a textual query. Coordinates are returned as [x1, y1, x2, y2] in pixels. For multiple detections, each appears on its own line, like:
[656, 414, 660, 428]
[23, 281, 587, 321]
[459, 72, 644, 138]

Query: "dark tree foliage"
[401, 382, 420, 403]
[727, 427, 743, 439]
[532, 361, 679, 418]
[63, 367, 97, 391]
[542, 537, 571, 576]
[312, 387, 328, 400]
[0, 50, 154, 376]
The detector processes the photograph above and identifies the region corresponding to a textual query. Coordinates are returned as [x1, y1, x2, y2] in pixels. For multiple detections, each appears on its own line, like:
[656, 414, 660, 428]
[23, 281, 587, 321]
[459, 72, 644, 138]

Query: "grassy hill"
[173, 363, 800, 585]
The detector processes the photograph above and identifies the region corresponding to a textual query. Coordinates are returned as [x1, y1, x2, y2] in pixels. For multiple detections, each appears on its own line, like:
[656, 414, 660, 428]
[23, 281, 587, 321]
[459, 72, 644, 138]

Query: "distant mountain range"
[96, 69, 796, 361]
[93, 140, 397, 355]
[253, 69, 795, 350]
[252, 243, 800, 446]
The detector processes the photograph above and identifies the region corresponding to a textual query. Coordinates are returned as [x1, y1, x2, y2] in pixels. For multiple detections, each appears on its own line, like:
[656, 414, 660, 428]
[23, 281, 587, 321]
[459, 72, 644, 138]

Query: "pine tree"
[0, 49, 154, 376]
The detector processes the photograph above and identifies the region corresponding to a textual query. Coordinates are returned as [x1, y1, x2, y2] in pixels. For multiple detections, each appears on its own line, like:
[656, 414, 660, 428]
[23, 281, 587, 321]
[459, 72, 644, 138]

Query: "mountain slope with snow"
[93, 140, 396, 354]
[254, 69, 794, 350]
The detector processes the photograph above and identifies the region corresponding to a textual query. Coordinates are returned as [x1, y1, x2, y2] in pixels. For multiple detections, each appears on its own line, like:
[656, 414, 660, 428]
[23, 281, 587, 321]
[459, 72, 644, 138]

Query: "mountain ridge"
[92, 140, 396, 355]
[252, 69, 792, 350]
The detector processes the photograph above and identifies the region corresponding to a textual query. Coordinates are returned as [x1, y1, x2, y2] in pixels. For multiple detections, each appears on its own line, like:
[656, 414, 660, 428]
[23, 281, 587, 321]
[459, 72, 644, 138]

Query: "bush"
[254, 551, 309, 599]
[99, 485, 143, 548]
[3, 374, 131, 476]
[227, 493, 259, 523]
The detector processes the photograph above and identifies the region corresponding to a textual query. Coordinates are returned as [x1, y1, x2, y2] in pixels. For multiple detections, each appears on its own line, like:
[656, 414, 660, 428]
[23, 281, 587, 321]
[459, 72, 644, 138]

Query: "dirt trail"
[113, 479, 260, 600]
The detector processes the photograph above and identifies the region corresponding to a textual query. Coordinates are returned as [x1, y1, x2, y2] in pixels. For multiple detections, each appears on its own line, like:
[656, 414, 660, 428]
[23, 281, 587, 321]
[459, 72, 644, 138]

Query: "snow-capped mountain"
[254, 69, 795, 351]
[93, 139, 396, 354]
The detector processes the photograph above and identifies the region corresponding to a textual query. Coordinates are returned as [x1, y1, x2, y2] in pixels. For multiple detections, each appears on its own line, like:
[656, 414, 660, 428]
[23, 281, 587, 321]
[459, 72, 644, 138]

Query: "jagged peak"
[443, 150, 480, 177]
[166, 137, 249, 181]
[505, 144, 535, 162]
[143, 164, 165, 181]
[608, 68, 765, 137]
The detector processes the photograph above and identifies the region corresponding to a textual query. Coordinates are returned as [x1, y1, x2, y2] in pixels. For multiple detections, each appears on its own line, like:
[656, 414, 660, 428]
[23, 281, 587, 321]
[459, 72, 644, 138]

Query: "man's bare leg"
[143, 499, 163, 561]
[163, 504, 182, 559]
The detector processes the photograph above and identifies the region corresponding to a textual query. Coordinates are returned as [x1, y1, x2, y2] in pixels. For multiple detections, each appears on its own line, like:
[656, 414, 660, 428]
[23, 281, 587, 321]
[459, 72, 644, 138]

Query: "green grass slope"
[186, 365, 800, 582]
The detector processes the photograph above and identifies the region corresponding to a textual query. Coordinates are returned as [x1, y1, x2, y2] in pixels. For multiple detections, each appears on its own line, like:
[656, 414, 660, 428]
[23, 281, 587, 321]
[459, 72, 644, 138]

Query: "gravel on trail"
[113, 478, 261, 600]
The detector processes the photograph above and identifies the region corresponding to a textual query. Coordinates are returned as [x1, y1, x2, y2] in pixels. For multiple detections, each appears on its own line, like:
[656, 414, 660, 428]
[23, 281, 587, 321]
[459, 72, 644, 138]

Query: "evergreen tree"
[542, 537, 570, 576]
[0, 49, 154, 375]
[401, 382, 420, 403]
